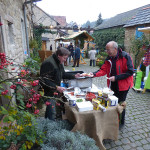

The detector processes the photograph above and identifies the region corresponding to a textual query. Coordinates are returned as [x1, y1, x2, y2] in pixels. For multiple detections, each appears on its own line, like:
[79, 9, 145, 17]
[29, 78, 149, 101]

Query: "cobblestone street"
[65, 58, 150, 150]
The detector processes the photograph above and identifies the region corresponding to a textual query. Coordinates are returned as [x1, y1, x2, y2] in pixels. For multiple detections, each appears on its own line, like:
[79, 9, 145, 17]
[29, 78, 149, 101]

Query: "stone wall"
[0, 0, 33, 106]
[0, 0, 32, 63]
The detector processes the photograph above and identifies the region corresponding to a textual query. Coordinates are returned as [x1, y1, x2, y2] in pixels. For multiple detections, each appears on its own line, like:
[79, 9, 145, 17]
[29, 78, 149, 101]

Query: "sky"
[37, 0, 150, 25]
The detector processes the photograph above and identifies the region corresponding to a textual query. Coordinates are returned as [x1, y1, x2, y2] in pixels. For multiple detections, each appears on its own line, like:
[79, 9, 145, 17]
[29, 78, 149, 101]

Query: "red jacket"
[94, 50, 134, 91]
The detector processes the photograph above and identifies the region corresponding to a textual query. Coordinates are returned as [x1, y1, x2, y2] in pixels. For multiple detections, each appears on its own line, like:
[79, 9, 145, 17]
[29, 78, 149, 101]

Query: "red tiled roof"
[53, 16, 67, 27]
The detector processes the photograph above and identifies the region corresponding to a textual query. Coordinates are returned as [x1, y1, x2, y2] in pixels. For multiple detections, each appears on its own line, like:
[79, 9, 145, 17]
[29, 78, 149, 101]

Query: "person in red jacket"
[90, 41, 134, 125]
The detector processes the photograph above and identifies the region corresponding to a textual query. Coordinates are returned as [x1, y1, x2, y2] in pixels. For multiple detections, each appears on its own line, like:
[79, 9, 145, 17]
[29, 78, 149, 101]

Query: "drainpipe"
[23, 0, 42, 58]
[0, 16, 5, 52]
[23, 2, 30, 57]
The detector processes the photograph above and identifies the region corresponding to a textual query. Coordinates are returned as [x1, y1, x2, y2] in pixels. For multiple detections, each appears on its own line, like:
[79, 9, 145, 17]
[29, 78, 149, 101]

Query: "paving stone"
[133, 135, 142, 140]
[122, 144, 131, 150]
[135, 141, 143, 146]
[133, 130, 140, 134]
[140, 134, 147, 139]
[121, 133, 129, 138]
[137, 147, 144, 150]
[109, 141, 116, 147]
[104, 143, 111, 149]
[140, 139, 149, 145]
[121, 138, 130, 144]
[127, 128, 134, 132]
[143, 128, 149, 132]
[109, 148, 117, 150]
[143, 144, 150, 150]
[128, 136, 136, 143]
[114, 140, 122, 146]
[127, 131, 135, 136]
[130, 143, 137, 148]
[115, 146, 124, 150]
[146, 137, 150, 142]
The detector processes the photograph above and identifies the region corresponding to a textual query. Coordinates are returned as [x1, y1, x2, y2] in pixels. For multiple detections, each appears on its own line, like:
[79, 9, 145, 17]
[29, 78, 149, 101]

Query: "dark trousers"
[73, 58, 80, 67]
[90, 59, 95, 67]
[113, 89, 129, 124]
[45, 99, 56, 120]
[69, 54, 74, 63]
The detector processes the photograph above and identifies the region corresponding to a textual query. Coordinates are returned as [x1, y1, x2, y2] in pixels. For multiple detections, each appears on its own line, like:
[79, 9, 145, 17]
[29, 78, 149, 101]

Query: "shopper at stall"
[72, 44, 80, 67]
[89, 41, 134, 125]
[88, 47, 97, 67]
[50, 44, 52, 51]
[40, 47, 81, 120]
[68, 42, 74, 65]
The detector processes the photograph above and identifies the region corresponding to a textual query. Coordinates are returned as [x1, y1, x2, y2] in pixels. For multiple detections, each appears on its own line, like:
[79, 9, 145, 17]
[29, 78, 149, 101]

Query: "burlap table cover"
[65, 103, 123, 150]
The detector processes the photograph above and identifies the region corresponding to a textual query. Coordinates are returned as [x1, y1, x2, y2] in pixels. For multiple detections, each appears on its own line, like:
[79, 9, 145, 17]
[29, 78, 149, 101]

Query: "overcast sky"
[37, 0, 150, 25]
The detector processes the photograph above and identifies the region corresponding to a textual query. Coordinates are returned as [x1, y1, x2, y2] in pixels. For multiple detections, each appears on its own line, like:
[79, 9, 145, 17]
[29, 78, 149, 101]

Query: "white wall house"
[33, 5, 59, 52]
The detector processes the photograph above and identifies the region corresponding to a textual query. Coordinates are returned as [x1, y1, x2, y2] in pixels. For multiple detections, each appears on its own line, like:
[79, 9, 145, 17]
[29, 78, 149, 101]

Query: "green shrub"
[24, 56, 41, 77]
[100, 52, 108, 57]
[36, 118, 99, 150]
[98, 60, 104, 67]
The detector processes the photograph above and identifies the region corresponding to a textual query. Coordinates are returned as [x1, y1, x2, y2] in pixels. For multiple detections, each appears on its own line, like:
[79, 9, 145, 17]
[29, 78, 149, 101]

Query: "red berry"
[26, 103, 32, 108]
[34, 109, 39, 114]
[45, 101, 51, 105]
[29, 98, 33, 102]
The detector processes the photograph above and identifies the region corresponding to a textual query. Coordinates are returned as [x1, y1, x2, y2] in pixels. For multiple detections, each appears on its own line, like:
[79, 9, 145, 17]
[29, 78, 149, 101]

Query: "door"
[42, 41, 46, 51]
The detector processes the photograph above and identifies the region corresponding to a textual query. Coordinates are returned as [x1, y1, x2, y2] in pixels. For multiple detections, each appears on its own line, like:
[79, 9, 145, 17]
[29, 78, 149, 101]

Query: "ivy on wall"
[129, 34, 149, 68]
[93, 27, 125, 51]
[33, 24, 56, 51]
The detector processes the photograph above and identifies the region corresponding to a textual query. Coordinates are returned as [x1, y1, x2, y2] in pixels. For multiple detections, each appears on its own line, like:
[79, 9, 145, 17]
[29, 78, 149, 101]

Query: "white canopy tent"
[138, 27, 150, 34]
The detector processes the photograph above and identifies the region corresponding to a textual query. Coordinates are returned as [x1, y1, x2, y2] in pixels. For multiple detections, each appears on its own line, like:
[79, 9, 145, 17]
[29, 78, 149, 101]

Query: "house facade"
[124, 5, 150, 53]
[33, 5, 59, 52]
[0, 0, 34, 63]
[0, 0, 36, 107]
[94, 4, 150, 65]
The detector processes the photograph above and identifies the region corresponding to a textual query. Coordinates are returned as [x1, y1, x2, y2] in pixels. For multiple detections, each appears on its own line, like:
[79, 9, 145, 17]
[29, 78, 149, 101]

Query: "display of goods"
[76, 98, 84, 102]
[67, 92, 74, 96]
[68, 78, 92, 88]
[81, 73, 92, 77]
[108, 95, 118, 106]
[86, 92, 96, 101]
[92, 99, 100, 110]
[76, 101, 93, 112]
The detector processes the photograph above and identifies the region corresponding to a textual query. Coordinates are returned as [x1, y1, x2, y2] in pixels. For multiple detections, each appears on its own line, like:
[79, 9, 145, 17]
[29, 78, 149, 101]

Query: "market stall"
[62, 73, 125, 150]
[137, 27, 150, 92]
[55, 31, 95, 64]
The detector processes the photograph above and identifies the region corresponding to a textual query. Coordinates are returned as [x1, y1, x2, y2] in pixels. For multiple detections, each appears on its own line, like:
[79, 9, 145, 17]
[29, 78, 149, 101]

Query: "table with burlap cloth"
[65, 103, 124, 150]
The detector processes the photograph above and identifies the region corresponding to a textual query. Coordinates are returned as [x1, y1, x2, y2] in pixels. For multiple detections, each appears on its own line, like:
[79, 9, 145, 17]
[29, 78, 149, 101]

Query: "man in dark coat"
[67, 43, 74, 64]
[72, 44, 80, 67]
[40, 47, 80, 120]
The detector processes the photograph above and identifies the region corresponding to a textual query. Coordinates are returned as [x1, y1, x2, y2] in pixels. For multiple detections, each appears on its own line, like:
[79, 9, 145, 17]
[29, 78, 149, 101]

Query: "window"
[135, 26, 144, 39]
[8, 21, 14, 45]
[21, 19, 27, 54]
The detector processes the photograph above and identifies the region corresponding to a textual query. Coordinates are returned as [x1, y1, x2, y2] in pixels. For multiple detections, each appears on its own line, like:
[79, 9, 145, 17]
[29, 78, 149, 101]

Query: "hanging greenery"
[33, 24, 56, 52]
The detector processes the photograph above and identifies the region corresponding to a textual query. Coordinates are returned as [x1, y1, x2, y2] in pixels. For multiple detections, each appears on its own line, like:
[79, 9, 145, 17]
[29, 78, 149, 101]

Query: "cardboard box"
[76, 101, 93, 112]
